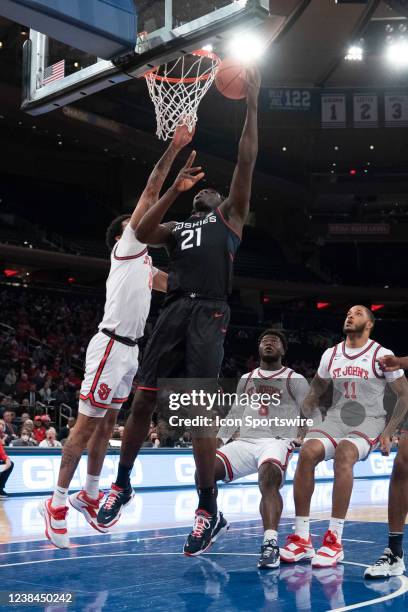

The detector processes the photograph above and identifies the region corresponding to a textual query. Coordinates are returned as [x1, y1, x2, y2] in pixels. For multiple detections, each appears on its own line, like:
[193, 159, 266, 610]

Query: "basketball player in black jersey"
[98, 66, 261, 555]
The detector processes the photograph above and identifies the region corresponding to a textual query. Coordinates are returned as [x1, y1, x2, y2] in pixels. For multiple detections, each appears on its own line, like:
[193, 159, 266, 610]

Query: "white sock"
[295, 516, 310, 540]
[85, 474, 100, 499]
[329, 517, 345, 542]
[264, 529, 278, 544]
[52, 486, 68, 508]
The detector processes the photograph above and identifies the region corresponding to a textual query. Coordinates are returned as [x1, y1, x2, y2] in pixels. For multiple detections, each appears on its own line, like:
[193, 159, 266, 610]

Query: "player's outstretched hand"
[377, 354, 401, 372]
[172, 123, 195, 150]
[174, 150, 205, 192]
[379, 432, 392, 456]
[246, 65, 261, 103]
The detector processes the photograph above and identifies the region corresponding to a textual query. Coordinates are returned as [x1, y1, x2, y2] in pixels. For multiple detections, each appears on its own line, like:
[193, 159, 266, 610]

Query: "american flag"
[42, 59, 65, 85]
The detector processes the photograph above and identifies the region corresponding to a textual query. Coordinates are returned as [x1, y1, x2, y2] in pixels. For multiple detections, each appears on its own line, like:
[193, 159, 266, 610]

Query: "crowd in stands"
[1, 284, 407, 450]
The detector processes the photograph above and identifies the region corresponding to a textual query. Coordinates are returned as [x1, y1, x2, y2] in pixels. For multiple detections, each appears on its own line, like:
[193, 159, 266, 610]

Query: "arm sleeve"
[217, 376, 247, 442]
[376, 347, 405, 382]
[114, 223, 146, 258]
[317, 348, 335, 380]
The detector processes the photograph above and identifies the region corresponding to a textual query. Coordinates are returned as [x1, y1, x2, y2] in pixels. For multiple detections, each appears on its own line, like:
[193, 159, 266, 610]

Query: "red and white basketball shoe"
[69, 490, 106, 533]
[38, 498, 69, 549]
[311, 530, 344, 568]
[280, 534, 315, 563]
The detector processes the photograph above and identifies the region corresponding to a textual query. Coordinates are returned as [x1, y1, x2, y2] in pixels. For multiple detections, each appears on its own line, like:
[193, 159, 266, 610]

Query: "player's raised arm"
[136, 151, 205, 245]
[379, 375, 408, 454]
[129, 124, 194, 232]
[378, 355, 408, 372]
[219, 66, 261, 236]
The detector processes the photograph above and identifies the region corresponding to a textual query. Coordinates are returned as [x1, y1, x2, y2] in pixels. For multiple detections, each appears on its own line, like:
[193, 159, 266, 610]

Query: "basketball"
[215, 58, 248, 100]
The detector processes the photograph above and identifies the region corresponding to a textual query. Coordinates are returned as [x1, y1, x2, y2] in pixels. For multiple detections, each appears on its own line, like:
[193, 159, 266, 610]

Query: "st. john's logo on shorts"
[98, 383, 112, 401]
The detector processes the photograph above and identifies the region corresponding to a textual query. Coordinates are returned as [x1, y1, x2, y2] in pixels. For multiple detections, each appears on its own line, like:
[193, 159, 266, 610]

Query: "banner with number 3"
[385, 94, 408, 127]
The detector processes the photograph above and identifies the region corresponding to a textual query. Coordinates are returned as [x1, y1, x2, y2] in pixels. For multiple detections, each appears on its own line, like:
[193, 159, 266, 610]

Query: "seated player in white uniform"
[280, 305, 408, 568]
[39, 126, 194, 548]
[215, 329, 310, 569]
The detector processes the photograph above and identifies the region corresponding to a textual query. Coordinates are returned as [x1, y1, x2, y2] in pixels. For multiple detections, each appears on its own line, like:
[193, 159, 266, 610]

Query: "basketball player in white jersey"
[365, 353, 408, 578]
[280, 305, 408, 567]
[39, 126, 194, 548]
[215, 330, 310, 569]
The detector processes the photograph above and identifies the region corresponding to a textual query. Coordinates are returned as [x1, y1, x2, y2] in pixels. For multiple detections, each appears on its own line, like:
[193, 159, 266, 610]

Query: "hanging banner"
[385, 93, 408, 127]
[353, 94, 378, 128]
[264, 88, 313, 112]
[321, 94, 346, 128]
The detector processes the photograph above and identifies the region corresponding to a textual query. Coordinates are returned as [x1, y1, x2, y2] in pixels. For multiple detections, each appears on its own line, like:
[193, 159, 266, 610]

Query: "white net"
[145, 50, 221, 141]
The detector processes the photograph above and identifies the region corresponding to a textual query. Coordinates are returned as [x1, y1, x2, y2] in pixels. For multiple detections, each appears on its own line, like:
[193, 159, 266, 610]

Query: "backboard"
[22, 0, 272, 115]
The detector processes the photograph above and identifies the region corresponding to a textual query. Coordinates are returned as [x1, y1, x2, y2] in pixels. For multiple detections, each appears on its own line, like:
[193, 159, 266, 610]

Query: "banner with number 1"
[321, 95, 346, 128]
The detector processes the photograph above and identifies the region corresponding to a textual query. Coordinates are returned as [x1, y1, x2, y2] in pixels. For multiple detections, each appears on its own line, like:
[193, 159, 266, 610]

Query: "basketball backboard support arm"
[21, 0, 272, 115]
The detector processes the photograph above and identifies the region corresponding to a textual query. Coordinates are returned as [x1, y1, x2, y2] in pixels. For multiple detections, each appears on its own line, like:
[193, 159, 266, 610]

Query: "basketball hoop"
[144, 49, 221, 141]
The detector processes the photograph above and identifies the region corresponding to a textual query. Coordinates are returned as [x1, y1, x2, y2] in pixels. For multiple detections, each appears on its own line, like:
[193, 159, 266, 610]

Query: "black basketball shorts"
[138, 296, 230, 391]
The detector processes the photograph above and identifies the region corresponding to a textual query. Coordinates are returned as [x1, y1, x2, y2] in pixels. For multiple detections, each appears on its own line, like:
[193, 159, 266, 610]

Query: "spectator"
[0, 397, 10, 418]
[11, 429, 37, 447]
[2, 411, 17, 441]
[67, 369, 81, 389]
[0, 420, 10, 447]
[20, 399, 30, 411]
[156, 419, 175, 447]
[39, 427, 62, 448]
[23, 383, 40, 407]
[32, 416, 47, 444]
[175, 431, 193, 448]
[150, 432, 160, 448]
[39, 380, 54, 404]
[0, 440, 14, 497]
[16, 373, 30, 398]
[54, 383, 70, 406]
[58, 417, 76, 442]
[34, 365, 49, 388]
[2, 368, 17, 394]
[23, 419, 34, 434]
[20, 412, 31, 425]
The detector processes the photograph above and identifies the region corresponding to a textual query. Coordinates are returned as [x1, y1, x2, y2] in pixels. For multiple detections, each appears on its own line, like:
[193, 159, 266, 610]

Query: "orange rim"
[144, 49, 221, 84]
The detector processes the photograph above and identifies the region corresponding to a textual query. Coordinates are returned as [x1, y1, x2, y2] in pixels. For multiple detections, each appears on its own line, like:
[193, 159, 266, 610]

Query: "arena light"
[385, 40, 408, 68]
[226, 32, 267, 63]
[345, 45, 363, 61]
[4, 268, 19, 278]
[317, 302, 331, 310]
[371, 304, 384, 312]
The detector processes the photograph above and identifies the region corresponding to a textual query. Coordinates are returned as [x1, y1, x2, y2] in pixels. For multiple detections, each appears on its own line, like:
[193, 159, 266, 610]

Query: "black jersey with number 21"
[166, 207, 241, 300]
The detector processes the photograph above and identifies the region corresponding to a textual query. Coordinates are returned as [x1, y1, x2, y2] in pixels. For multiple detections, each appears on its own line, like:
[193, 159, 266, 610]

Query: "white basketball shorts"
[305, 413, 384, 461]
[79, 331, 139, 418]
[216, 438, 295, 486]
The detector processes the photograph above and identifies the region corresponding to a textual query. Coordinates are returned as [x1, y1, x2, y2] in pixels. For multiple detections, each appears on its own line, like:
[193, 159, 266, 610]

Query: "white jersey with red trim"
[317, 339, 404, 418]
[98, 224, 158, 339]
[218, 366, 309, 441]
